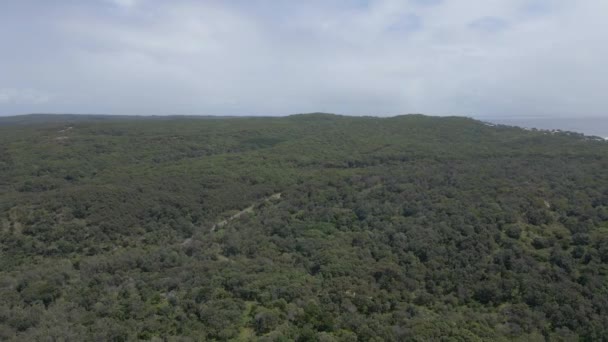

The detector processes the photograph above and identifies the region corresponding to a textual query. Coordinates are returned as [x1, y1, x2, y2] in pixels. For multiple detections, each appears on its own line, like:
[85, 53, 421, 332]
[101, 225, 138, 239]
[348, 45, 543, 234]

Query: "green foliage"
[0, 113, 607, 340]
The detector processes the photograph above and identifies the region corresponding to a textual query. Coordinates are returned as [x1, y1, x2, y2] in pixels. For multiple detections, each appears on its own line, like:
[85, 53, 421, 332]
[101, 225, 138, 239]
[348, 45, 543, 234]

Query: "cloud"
[468, 17, 509, 33]
[0, 89, 52, 105]
[410, 0, 443, 7]
[388, 13, 423, 32]
[0, 0, 607, 117]
[105, 0, 140, 9]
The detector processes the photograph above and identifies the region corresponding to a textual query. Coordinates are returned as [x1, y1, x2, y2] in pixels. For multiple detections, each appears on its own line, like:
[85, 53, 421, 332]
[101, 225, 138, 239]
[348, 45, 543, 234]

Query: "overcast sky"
[0, 0, 606, 117]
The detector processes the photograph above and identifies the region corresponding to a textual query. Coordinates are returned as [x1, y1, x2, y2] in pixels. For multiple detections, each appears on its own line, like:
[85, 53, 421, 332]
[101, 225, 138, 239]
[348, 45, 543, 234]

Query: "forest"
[0, 113, 607, 341]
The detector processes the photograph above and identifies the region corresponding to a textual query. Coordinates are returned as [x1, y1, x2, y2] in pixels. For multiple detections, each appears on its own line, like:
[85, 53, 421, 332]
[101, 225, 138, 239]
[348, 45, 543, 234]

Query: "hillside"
[1, 114, 607, 341]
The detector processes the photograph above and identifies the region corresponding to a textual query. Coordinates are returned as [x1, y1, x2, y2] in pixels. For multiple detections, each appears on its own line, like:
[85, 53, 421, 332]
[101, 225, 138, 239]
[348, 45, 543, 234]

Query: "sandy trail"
[211, 193, 281, 231]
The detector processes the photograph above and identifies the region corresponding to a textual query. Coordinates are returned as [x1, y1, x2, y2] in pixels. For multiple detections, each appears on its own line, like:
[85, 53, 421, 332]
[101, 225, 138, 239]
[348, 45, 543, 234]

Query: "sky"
[0, 0, 607, 117]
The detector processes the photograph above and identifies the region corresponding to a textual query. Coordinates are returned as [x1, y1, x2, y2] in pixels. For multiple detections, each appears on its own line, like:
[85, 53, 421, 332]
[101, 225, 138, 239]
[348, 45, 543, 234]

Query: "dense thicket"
[1, 114, 607, 341]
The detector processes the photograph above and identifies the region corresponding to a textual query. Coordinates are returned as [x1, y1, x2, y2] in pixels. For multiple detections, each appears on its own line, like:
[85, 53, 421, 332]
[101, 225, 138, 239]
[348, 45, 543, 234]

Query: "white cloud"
[0, 0, 607, 117]
[106, 0, 141, 9]
[0, 88, 52, 105]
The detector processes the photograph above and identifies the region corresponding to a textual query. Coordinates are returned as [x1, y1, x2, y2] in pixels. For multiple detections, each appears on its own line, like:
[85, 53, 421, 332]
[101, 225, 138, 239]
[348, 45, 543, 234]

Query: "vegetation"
[1, 113, 607, 341]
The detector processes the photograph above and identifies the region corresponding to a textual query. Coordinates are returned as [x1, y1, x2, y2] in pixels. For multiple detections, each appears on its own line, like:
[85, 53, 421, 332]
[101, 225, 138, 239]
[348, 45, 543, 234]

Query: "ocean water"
[477, 116, 608, 138]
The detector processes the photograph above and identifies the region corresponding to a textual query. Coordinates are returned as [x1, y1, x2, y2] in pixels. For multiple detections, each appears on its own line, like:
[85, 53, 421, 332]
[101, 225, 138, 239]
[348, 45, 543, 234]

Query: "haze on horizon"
[1, 0, 606, 118]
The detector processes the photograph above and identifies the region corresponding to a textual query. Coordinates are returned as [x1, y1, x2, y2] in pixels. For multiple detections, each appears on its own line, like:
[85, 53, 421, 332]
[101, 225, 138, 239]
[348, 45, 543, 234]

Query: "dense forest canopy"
[0, 113, 607, 341]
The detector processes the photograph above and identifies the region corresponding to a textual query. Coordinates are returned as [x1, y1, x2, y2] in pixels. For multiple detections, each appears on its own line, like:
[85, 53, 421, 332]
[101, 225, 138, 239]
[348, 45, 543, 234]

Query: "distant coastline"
[478, 116, 608, 138]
